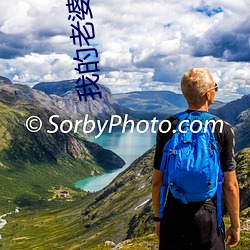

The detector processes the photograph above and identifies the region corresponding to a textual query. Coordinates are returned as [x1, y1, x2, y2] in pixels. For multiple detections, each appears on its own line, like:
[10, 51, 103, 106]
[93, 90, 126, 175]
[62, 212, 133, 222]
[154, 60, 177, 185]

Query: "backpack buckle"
[169, 149, 176, 155]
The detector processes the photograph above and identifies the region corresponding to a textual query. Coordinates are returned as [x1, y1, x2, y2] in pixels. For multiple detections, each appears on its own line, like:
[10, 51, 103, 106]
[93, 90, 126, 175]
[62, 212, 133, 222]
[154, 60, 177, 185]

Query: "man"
[152, 68, 240, 249]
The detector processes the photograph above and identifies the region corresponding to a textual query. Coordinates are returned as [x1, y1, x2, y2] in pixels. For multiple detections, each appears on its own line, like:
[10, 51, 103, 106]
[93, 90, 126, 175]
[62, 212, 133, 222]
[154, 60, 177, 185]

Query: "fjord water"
[75, 129, 156, 192]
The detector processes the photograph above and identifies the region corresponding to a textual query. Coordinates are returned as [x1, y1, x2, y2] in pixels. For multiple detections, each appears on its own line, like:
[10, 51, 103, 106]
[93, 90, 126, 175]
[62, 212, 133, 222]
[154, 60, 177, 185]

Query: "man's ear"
[204, 92, 209, 100]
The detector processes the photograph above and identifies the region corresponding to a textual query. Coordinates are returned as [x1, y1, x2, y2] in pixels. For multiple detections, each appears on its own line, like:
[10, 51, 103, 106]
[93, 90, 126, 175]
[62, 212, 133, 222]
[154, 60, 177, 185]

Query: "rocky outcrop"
[0, 76, 12, 85]
[235, 148, 250, 214]
[83, 140, 125, 171]
[33, 80, 124, 123]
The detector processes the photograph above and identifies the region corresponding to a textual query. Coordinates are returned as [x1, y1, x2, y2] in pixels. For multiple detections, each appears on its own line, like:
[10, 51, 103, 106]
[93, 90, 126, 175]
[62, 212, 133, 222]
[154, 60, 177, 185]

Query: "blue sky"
[0, 0, 249, 102]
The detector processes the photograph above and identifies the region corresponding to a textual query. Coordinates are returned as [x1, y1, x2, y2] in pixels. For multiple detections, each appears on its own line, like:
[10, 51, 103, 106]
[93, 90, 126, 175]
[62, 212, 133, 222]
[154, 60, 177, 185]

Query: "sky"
[0, 0, 249, 102]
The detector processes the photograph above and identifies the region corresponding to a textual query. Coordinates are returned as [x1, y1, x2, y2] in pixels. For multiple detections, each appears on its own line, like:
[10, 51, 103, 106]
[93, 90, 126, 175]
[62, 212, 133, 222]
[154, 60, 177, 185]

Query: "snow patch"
[0, 219, 7, 229]
[138, 185, 145, 190]
[0, 208, 20, 238]
[134, 199, 150, 210]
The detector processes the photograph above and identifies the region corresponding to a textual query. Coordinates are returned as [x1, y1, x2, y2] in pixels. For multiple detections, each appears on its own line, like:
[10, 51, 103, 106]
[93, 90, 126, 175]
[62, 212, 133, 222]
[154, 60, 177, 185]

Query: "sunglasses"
[203, 83, 218, 95]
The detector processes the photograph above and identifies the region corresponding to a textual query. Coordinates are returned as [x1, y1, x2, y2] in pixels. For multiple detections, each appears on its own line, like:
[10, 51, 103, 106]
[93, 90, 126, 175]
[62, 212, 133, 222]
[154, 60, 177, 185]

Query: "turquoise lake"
[75, 129, 156, 192]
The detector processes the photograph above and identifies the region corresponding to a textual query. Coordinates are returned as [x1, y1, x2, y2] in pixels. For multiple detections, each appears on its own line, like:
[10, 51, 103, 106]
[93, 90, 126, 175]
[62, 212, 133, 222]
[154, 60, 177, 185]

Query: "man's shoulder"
[211, 116, 234, 133]
[160, 115, 179, 132]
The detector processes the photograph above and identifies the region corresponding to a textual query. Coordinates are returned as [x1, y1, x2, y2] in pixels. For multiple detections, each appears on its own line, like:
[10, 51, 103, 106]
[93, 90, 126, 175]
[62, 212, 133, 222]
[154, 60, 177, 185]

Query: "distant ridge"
[114, 90, 186, 111]
[114, 90, 225, 119]
[33, 79, 112, 97]
[0, 75, 12, 85]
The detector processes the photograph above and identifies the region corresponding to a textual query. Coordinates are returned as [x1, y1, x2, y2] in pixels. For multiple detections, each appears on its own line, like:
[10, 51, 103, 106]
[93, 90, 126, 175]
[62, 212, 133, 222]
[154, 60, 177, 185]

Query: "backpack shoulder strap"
[201, 112, 217, 120]
[173, 111, 189, 121]
[174, 111, 217, 121]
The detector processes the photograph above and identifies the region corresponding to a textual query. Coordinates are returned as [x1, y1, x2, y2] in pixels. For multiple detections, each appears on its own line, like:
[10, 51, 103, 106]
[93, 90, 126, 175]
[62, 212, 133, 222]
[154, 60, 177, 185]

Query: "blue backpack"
[158, 111, 223, 228]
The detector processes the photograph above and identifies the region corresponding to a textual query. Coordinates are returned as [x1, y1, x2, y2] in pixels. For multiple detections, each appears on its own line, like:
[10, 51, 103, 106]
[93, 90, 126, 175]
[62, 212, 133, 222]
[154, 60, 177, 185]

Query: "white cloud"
[0, 0, 67, 34]
[100, 51, 131, 69]
[0, 1, 32, 34]
[0, 53, 77, 86]
[100, 70, 154, 93]
[0, 0, 249, 101]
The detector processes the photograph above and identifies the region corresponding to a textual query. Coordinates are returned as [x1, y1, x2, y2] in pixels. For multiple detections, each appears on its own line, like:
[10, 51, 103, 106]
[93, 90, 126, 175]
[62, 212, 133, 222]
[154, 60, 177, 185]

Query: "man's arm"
[223, 170, 240, 248]
[152, 169, 163, 238]
[152, 118, 176, 239]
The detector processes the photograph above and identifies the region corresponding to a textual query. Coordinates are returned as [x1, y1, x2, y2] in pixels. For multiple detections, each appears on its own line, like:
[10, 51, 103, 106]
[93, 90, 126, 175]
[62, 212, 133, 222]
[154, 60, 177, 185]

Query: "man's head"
[181, 68, 217, 106]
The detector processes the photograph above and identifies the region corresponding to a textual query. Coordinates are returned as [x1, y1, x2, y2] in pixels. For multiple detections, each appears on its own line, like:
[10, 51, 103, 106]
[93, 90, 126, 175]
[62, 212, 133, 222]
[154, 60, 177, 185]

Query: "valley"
[0, 76, 249, 249]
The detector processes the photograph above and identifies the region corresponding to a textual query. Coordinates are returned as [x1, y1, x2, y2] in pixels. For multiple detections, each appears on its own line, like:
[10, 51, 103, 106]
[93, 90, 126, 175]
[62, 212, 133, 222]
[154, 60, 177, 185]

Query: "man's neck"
[187, 103, 209, 112]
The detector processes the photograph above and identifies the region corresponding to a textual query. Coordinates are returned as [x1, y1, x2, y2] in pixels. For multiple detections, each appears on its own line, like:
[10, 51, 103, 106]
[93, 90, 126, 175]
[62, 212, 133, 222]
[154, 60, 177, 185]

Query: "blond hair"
[181, 68, 214, 104]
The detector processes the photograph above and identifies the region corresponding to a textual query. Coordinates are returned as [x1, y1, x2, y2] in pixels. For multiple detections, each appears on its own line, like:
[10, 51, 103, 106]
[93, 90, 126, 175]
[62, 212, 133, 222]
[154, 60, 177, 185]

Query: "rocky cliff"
[33, 80, 124, 123]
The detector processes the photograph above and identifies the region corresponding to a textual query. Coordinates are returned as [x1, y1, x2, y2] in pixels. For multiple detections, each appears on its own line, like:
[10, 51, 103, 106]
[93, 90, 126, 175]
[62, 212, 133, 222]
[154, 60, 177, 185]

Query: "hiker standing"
[152, 68, 240, 249]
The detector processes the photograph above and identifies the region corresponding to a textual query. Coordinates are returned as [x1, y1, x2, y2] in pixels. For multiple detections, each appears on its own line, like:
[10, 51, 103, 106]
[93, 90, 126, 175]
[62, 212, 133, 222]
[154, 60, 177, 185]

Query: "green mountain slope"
[0, 148, 154, 249]
[1, 147, 249, 249]
[0, 81, 124, 213]
[235, 148, 250, 214]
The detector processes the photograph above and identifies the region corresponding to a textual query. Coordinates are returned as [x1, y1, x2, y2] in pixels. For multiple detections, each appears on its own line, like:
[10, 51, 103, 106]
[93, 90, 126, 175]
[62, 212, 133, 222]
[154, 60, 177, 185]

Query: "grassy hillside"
[235, 147, 250, 214]
[0, 148, 155, 249]
[0, 199, 89, 249]
[0, 83, 124, 213]
[1, 147, 249, 249]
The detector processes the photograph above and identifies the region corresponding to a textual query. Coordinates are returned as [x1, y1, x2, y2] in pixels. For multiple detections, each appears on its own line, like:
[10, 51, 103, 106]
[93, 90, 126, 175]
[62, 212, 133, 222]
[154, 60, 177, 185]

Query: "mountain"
[211, 94, 250, 152]
[114, 90, 225, 120]
[33, 81, 227, 122]
[114, 91, 186, 110]
[209, 100, 225, 110]
[79, 147, 155, 248]
[0, 147, 155, 249]
[0, 77, 249, 249]
[33, 80, 124, 123]
[114, 91, 186, 119]
[0, 78, 125, 212]
[213, 94, 250, 126]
